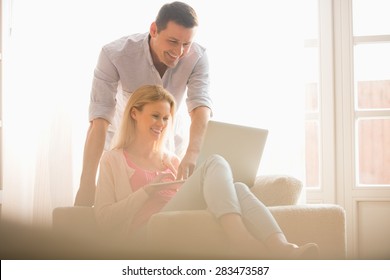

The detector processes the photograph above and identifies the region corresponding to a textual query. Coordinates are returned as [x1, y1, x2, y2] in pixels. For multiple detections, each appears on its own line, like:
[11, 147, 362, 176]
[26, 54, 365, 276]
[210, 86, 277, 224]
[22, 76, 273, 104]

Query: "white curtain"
[2, 0, 307, 227]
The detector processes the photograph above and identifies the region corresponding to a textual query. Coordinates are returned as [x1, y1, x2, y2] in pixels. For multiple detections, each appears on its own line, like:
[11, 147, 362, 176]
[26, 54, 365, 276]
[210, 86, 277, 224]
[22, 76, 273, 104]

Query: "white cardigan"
[94, 149, 149, 237]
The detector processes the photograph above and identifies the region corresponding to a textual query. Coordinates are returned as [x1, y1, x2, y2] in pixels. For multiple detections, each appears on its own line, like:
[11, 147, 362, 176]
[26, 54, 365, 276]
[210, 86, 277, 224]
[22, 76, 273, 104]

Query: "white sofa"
[52, 175, 346, 259]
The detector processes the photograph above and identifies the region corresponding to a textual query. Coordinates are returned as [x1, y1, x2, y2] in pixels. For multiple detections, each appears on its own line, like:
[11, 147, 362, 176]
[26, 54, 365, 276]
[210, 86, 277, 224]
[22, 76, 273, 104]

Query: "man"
[75, 1, 212, 206]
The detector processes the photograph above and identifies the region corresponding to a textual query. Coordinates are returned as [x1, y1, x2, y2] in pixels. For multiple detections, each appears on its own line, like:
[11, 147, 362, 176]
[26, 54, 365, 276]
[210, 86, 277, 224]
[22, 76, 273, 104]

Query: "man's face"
[149, 21, 197, 68]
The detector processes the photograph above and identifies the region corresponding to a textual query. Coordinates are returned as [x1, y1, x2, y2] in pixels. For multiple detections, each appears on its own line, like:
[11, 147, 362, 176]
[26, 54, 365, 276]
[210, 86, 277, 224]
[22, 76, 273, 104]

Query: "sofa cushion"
[147, 210, 228, 258]
[147, 204, 346, 259]
[251, 175, 302, 206]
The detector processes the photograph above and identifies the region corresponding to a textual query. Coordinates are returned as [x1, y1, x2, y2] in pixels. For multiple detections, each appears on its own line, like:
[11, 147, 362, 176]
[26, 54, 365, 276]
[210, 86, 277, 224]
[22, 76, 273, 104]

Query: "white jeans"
[161, 154, 282, 241]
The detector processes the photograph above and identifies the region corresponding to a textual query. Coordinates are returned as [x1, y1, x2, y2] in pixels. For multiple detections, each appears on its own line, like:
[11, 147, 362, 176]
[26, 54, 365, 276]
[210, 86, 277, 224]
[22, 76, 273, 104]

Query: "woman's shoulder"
[101, 149, 124, 163]
[101, 149, 135, 175]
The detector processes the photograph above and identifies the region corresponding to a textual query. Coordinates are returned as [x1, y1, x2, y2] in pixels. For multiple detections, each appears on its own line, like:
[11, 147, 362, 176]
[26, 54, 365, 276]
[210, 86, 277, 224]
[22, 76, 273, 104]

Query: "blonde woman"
[94, 85, 319, 259]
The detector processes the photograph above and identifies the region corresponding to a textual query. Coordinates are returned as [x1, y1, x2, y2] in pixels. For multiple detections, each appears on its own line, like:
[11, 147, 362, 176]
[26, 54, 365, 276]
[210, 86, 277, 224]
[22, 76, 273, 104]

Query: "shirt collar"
[143, 33, 155, 66]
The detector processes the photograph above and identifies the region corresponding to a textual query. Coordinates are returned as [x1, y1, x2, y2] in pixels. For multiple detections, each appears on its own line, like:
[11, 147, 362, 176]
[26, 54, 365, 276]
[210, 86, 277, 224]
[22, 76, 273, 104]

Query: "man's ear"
[150, 22, 158, 38]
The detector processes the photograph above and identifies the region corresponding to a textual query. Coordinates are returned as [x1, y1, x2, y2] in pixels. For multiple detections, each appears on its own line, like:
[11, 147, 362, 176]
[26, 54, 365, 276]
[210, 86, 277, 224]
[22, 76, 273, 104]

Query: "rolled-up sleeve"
[186, 51, 213, 115]
[89, 49, 119, 123]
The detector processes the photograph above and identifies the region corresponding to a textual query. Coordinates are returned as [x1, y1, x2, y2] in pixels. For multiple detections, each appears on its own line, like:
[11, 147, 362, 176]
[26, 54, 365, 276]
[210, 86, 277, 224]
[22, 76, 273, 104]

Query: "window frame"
[306, 0, 337, 204]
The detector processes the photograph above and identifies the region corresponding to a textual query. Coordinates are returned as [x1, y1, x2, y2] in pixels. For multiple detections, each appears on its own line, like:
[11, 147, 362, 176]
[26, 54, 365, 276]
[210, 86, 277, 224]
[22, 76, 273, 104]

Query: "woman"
[94, 85, 318, 259]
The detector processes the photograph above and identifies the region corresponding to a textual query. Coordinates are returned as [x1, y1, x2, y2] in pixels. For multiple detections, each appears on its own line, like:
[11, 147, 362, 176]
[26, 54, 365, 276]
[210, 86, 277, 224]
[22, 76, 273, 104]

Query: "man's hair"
[155, 1, 198, 32]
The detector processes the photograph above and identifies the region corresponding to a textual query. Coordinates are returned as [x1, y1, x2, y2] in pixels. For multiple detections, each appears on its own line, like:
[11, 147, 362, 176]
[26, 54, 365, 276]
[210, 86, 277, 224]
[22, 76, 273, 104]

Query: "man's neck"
[149, 36, 167, 78]
[154, 62, 167, 78]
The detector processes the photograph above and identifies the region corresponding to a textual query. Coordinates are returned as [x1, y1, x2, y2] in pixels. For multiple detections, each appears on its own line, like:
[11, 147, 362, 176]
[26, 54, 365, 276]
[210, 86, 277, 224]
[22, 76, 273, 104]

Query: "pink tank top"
[123, 150, 177, 229]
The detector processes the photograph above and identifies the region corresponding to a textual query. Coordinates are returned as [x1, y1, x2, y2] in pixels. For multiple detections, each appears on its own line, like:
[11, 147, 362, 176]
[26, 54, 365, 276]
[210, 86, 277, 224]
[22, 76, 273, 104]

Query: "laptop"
[196, 120, 268, 187]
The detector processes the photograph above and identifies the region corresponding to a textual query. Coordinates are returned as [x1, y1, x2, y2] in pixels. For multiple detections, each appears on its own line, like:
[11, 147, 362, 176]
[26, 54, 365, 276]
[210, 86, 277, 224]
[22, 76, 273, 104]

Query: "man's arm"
[74, 118, 109, 206]
[176, 106, 211, 179]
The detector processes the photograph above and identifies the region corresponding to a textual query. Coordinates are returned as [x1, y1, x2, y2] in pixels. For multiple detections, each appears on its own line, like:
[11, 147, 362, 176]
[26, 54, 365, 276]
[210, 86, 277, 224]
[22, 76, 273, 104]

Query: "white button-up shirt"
[88, 32, 212, 150]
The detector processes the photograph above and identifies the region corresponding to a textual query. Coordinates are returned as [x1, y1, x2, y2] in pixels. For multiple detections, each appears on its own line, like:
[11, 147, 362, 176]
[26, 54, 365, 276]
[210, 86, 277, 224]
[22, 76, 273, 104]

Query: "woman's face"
[131, 100, 172, 141]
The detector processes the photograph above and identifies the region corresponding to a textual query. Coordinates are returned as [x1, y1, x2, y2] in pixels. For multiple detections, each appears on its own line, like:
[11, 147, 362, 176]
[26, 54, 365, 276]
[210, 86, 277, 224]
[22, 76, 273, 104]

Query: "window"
[303, 0, 320, 189]
[304, 0, 390, 202]
[333, 0, 390, 258]
[304, 0, 336, 205]
[353, 0, 390, 186]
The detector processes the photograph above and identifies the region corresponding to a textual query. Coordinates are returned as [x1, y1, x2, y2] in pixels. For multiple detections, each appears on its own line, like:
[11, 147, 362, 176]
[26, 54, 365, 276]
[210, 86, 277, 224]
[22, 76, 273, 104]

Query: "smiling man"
[75, 2, 212, 206]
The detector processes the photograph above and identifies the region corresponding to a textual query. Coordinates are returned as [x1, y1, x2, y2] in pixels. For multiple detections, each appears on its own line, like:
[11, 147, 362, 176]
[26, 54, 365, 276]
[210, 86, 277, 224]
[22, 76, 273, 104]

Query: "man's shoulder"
[102, 33, 148, 57]
[188, 42, 206, 57]
[178, 42, 207, 65]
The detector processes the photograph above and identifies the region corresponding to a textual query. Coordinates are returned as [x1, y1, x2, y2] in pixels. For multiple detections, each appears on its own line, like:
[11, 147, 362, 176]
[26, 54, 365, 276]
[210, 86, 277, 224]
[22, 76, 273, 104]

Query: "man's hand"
[176, 150, 198, 179]
[176, 106, 211, 179]
[74, 180, 96, 207]
[74, 118, 109, 207]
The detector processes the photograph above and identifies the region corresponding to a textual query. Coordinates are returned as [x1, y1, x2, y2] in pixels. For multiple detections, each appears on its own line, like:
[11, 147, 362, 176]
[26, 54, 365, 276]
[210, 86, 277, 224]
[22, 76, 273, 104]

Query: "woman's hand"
[143, 172, 176, 196]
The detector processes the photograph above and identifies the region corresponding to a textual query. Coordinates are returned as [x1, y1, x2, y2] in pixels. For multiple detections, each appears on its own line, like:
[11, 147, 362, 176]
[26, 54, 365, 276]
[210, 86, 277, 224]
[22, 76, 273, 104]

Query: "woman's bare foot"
[264, 233, 319, 259]
[271, 242, 319, 259]
[288, 243, 319, 259]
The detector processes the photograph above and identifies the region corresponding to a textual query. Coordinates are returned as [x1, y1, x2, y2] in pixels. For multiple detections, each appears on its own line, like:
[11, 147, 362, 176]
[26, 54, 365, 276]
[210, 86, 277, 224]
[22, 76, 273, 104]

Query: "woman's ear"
[130, 107, 137, 120]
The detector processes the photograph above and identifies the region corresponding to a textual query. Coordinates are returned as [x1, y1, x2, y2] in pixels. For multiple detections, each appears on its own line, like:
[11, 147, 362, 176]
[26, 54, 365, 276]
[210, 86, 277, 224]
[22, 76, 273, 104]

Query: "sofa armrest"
[52, 206, 97, 238]
[251, 175, 302, 206]
[269, 204, 346, 259]
[51, 206, 132, 259]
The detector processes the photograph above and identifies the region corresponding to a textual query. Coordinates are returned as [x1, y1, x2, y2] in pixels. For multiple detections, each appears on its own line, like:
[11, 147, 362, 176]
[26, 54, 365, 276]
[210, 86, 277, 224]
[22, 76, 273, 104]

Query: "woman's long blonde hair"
[111, 85, 176, 152]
